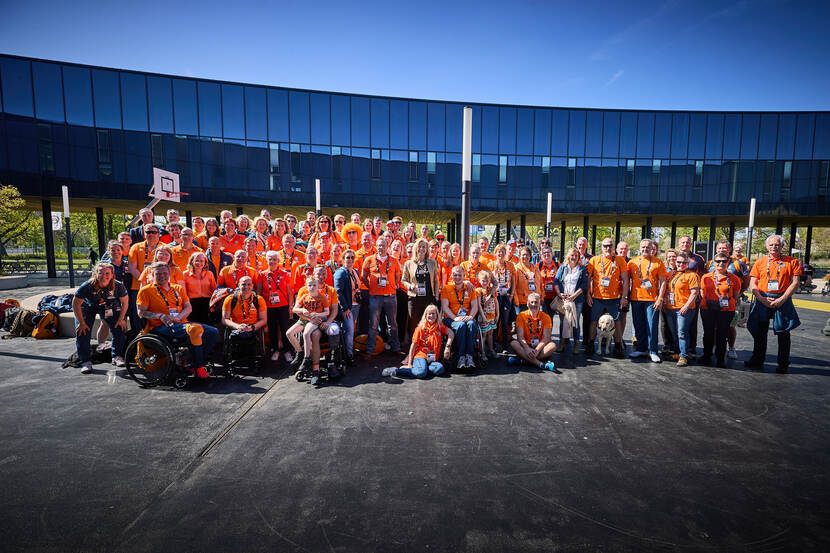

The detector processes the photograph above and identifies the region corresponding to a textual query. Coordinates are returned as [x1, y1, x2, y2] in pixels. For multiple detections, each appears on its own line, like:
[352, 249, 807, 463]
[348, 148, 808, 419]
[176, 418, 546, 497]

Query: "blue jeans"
[397, 357, 445, 378]
[631, 300, 660, 354]
[665, 308, 697, 357]
[368, 295, 400, 352]
[75, 306, 126, 363]
[151, 322, 219, 367]
[590, 298, 621, 321]
[342, 303, 359, 356]
[443, 317, 478, 358]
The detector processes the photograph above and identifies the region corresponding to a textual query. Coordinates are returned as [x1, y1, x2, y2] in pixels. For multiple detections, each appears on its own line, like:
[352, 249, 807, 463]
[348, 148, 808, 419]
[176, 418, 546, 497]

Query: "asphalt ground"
[0, 293, 829, 552]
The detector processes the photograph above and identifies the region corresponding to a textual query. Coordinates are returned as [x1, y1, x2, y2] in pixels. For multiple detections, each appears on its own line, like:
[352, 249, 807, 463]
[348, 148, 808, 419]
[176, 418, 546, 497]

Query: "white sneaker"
[271, 351, 281, 361]
[465, 354, 475, 368]
[457, 357, 465, 369]
[384, 343, 391, 350]
[727, 348, 737, 359]
[112, 356, 125, 367]
[80, 362, 93, 374]
[629, 351, 646, 358]
[381, 367, 397, 377]
[649, 353, 662, 363]
[283, 351, 294, 363]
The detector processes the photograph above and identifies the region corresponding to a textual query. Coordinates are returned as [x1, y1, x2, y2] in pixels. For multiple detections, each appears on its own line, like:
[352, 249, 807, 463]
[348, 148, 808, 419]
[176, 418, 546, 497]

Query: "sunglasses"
[714, 259, 729, 264]
[145, 230, 159, 234]
[677, 261, 689, 265]
[602, 244, 613, 248]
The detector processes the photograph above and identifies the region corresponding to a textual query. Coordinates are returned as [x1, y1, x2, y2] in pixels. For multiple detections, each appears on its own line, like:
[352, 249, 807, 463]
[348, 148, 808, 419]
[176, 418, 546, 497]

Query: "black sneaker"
[290, 353, 305, 371]
[612, 346, 625, 359]
[744, 359, 763, 370]
[585, 342, 596, 355]
[344, 355, 355, 366]
[700, 356, 712, 366]
[776, 365, 788, 374]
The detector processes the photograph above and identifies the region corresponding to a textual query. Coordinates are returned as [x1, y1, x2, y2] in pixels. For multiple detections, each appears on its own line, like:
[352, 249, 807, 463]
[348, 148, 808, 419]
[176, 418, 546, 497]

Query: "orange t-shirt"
[219, 233, 246, 254]
[222, 293, 266, 325]
[171, 244, 203, 272]
[128, 241, 160, 290]
[219, 265, 258, 288]
[266, 234, 285, 252]
[277, 248, 306, 273]
[513, 262, 543, 306]
[515, 310, 552, 345]
[136, 283, 188, 331]
[182, 269, 216, 299]
[355, 247, 377, 290]
[480, 252, 496, 264]
[362, 255, 401, 296]
[246, 253, 267, 272]
[476, 286, 498, 321]
[628, 256, 668, 302]
[258, 269, 292, 308]
[587, 255, 629, 299]
[138, 265, 185, 287]
[411, 322, 448, 360]
[700, 271, 741, 311]
[250, 234, 270, 252]
[749, 255, 802, 294]
[297, 284, 338, 310]
[667, 271, 701, 309]
[460, 259, 491, 288]
[537, 261, 559, 299]
[195, 233, 209, 251]
[440, 282, 478, 315]
[294, 289, 330, 315]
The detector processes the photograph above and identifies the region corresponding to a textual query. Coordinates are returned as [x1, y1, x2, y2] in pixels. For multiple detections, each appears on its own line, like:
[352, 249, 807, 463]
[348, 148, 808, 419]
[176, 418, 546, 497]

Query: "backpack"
[2, 308, 36, 338]
[0, 299, 20, 324]
[230, 291, 260, 316]
[354, 334, 384, 355]
[31, 310, 59, 339]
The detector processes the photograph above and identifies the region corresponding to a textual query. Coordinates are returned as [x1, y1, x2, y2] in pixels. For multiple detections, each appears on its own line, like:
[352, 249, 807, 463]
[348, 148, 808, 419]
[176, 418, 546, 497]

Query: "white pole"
[747, 197, 756, 264]
[315, 178, 321, 216]
[546, 192, 552, 239]
[62, 185, 75, 286]
[62, 185, 70, 218]
[461, 107, 473, 257]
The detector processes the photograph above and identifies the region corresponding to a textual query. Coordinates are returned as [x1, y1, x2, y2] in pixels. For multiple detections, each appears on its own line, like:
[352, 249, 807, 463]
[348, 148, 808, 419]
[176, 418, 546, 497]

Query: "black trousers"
[189, 297, 210, 324]
[496, 294, 514, 347]
[701, 310, 732, 363]
[407, 296, 431, 340]
[357, 291, 370, 335]
[581, 301, 592, 346]
[751, 313, 792, 368]
[266, 305, 292, 352]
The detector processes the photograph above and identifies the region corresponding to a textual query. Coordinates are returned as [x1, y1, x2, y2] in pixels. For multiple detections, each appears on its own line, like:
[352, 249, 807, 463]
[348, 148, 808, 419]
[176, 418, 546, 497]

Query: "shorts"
[480, 322, 496, 333]
[590, 298, 621, 321]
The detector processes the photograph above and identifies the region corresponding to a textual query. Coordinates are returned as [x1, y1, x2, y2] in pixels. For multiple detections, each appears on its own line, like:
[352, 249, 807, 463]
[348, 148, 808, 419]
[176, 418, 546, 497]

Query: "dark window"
[625, 159, 635, 187]
[389, 100, 408, 150]
[534, 109, 551, 155]
[670, 113, 689, 159]
[781, 160, 792, 200]
[288, 91, 310, 143]
[409, 151, 418, 180]
[351, 96, 370, 147]
[706, 114, 724, 159]
[472, 154, 481, 182]
[37, 124, 55, 174]
[269, 143, 280, 191]
[221, 84, 244, 139]
[567, 157, 577, 187]
[428, 102, 445, 151]
[331, 145, 342, 183]
[97, 129, 112, 176]
[120, 73, 148, 131]
[636, 112, 654, 158]
[147, 76, 173, 133]
[758, 114, 778, 159]
[151, 134, 163, 168]
[568, 110, 586, 156]
[62, 66, 94, 126]
[688, 113, 706, 159]
[516, 108, 533, 155]
[172, 79, 198, 135]
[445, 103, 463, 152]
[819, 161, 829, 197]
[310, 93, 330, 145]
[814, 114, 830, 159]
[0, 58, 33, 117]
[619, 112, 637, 158]
[92, 69, 121, 128]
[268, 89, 290, 142]
[289, 143, 302, 184]
[371, 148, 381, 179]
[777, 114, 795, 160]
[329, 95, 350, 146]
[722, 114, 741, 159]
[482, 106, 499, 153]
[371, 98, 390, 148]
[653, 113, 671, 158]
[651, 160, 661, 196]
[552, 110, 568, 156]
[795, 113, 815, 159]
[499, 155, 507, 183]
[585, 111, 603, 157]
[602, 111, 620, 158]
[197, 81, 222, 137]
[499, 107, 516, 154]
[740, 113, 759, 159]
[409, 101, 426, 150]
[32, 62, 64, 122]
[243, 86, 266, 141]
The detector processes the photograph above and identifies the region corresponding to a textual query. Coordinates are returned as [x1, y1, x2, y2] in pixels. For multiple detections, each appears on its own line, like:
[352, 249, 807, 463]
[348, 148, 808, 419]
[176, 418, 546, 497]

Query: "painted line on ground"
[792, 298, 830, 312]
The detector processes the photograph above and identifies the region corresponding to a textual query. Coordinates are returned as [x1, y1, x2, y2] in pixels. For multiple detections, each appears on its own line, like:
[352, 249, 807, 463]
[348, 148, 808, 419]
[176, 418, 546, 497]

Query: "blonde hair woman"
[183, 251, 217, 323]
[383, 304, 453, 379]
[401, 238, 441, 362]
[72, 262, 129, 373]
[138, 245, 184, 287]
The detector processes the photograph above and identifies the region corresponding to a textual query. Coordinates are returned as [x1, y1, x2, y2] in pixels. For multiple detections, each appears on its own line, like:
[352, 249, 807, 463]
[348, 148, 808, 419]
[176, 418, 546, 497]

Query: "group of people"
[72, 206, 803, 383]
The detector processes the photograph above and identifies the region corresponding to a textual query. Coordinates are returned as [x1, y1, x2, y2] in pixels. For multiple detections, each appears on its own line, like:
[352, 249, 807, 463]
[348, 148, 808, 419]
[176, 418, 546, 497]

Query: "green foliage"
[0, 185, 40, 257]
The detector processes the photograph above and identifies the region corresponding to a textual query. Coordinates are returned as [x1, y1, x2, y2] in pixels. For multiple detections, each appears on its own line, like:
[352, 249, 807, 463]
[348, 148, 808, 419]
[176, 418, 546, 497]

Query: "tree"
[0, 184, 40, 264]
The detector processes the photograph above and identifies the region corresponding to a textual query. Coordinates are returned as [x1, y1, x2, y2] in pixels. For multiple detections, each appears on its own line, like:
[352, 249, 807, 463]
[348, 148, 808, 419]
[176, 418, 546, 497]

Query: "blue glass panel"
[688, 113, 706, 159]
[268, 89, 289, 142]
[776, 114, 795, 159]
[288, 91, 310, 143]
[722, 114, 741, 159]
[740, 114, 759, 159]
[0, 58, 33, 117]
[351, 96, 370, 147]
[602, 111, 620, 157]
[197, 81, 221, 137]
[428, 102, 445, 151]
[568, 110, 585, 156]
[244, 86, 266, 141]
[814, 113, 830, 159]
[653, 113, 671, 158]
[221, 84, 244, 138]
[705, 114, 723, 159]
[619, 111, 637, 158]
[636, 112, 654, 158]
[120, 73, 147, 131]
[585, 111, 603, 157]
[390, 99, 408, 149]
[63, 66, 93, 126]
[758, 114, 777, 159]
[794, 113, 815, 160]
[409, 101, 426, 150]
[670, 113, 689, 159]
[31, 62, 63, 122]
[330, 94, 349, 145]
[533, 109, 551, 155]
[309, 92, 330, 144]
[482, 106, 498, 153]
[514, 108, 532, 155]
[172, 79, 198, 135]
[147, 76, 173, 133]
[371, 98, 389, 148]
[445, 103, 462, 152]
[92, 69, 121, 128]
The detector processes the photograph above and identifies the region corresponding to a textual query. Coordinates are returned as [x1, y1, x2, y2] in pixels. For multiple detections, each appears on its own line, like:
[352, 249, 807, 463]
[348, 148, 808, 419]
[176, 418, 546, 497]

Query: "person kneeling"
[221, 275, 267, 355]
[384, 305, 453, 378]
[288, 277, 330, 385]
[136, 262, 219, 378]
[510, 293, 557, 371]
[73, 262, 129, 373]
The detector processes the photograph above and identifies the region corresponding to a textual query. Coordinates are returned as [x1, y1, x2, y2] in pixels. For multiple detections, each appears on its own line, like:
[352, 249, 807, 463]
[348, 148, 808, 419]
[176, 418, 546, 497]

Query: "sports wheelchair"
[222, 327, 265, 375]
[293, 320, 348, 385]
[125, 332, 216, 389]
[442, 322, 488, 373]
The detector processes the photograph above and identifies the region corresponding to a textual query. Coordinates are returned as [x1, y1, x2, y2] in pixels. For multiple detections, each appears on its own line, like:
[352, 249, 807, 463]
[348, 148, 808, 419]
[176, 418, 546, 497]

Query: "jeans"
[397, 357, 445, 379]
[443, 317, 478, 358]
[496, 294, 514, 347]
[631, 300, 660, 354]
[342, 303, 359, 356]
[75, 307, 126, 363]
[357, 290, 370, 335]
[368, 295, 400, 352]
[151, 322, 219, 367]
[749, 308, 792, 368]
[701, 309, 733, 363]
[665, 308, 697, 358]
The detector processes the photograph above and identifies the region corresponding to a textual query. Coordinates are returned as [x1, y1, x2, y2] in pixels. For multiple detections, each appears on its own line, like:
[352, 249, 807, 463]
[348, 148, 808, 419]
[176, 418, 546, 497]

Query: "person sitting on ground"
[509, 292, 557, 371]
[288, 277, 331, 385]
[384, 304, 453, 379]
[136, 262, 219, 379]
[73, 262, 129, 373]
[476, 270, 500, 358]
[219, 249, 258, 289]
[221, 276, 267, 342]
[440, 265, 480, 370]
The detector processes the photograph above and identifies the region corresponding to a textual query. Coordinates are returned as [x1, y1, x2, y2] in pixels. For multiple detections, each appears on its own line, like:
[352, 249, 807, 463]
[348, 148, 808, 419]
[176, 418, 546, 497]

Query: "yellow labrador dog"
[597, 313, 616, 355]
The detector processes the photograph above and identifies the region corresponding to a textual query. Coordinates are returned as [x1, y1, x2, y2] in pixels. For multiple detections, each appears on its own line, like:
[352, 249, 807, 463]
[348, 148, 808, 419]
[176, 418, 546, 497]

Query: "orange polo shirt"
[127, 241, 160, 290]
[749, 255, 802, 294]
[219, 233, 246, 254]
[171, 244, 203, 273]
[515, 310, 552, 345]
[513, 262, 543, 306]
[628, 256, 668, 302]
[355, 247, 377, 291]
[411, 322, 448, 360]
[667, 271, 701, 309]
[222, 293, 266, 325]
[490, 260, 516, 293]
[136, 283, 188, 331]
[362, 255, 401, 296]
[182, 269, 216, 299]
[277, 248, 306, 273]
[460, 259, 491, 288]
[440, 282, 478, 315]
[266, 234, 285, 252]
[537, 261, 559, 299]
[587, 255, 629, 300]
[700, 272, 741, 311]
[219, 265, 258, 288]
[138, 265, 185, 288]
[258, 268, 292, 308]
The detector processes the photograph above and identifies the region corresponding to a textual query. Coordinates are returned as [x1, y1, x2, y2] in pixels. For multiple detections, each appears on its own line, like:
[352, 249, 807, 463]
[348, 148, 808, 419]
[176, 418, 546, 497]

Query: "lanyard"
[528, 314, 542, 339]
[280, 250, 296, 270]
[422, 325, 438, 351]
[348, 267, 359, 291]
[453, 285, 467, 310]
[766, 256, 783, 281]
[143, 243, 156, 263]
[231, 267, 247, 287]
[154, 284, 179, 311]
[376, 257, 390, 278]
[466, 261, 479, 281]
[670, 271, 684, 297]
[256, 233, 267, 249]
[496, 261, 510, 284]
[539, 261, 556, 280]
[266, 271, 282, 296]
[600, 255, 615, 277]
[240, 295, 253, 320]
[639, 257, 652, 281]
[714, 272, 732, 297]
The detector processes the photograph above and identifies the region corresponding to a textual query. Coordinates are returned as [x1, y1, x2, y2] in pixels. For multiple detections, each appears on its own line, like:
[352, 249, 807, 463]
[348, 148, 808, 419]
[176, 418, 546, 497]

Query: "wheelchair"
[442, 322, 488, 373]
[125, 332, 208, 389]
[222, 327, 265, 375]
[293, 321, 347, 385]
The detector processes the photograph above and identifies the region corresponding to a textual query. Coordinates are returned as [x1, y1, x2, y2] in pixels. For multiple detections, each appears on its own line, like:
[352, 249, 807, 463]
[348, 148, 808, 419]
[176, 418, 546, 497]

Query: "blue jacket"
[747, 292, 800, 335]
[554, 263, 588, 297]
[333, 267, 355, 312]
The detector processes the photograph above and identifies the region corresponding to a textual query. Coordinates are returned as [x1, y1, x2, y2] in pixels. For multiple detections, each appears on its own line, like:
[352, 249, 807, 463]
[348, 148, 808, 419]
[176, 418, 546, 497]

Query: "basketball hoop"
[150, 168, 187, 203]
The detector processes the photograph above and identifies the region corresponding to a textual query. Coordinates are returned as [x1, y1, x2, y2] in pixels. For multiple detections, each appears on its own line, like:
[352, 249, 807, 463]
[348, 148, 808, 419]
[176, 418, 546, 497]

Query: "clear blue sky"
[2, 0, 828, 111]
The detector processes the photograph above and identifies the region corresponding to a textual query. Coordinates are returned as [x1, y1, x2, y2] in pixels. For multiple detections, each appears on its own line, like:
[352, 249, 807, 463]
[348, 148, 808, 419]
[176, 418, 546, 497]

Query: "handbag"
[550, 296, 565, 315]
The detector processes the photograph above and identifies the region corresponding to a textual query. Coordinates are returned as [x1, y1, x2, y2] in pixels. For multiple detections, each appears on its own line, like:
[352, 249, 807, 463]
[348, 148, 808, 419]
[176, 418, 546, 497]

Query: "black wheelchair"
[125, 332, 207, 389]
[222, 327, 265, 375]
[293, 321, 347, 385]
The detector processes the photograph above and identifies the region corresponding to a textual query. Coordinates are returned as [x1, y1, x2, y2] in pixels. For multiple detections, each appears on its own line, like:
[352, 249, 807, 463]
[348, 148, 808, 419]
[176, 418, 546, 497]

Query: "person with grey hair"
[745, 234, 802, 373]
[362, 237, 403, 354]
[628, 239, 667, 363]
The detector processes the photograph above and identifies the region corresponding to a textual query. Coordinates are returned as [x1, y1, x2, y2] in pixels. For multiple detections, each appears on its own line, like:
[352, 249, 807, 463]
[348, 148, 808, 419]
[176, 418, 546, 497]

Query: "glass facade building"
[2, 54, 830, 221]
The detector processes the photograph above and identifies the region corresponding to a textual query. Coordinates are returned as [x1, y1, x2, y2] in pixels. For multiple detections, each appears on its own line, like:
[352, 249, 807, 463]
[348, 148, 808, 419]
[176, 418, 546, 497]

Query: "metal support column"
[641, 225, 646, 240]
[560, 220, 566, 259]
[775, 218, 783, 236]
[583, 216, 589, 240]
[614, 221, 621, 244]
[506, 219, 512, 242]
[95, 207, 106, 257]
[670, 222, 677, 248]
[185, 210, 193, 229]
[494, 224, 501, 245]
[41, 199, 57, 278]
[455, 213, 462, 244]
[728, 222, 735, 245]
[447, 220, 454, 243]
[591, 225, 597, 253]
[645, 216, 652, 239]
[709, 217, 717, 259]
[236, 206, 243, 216]
[789, 222, 797, 254]
[520, 214, 526, 241]
[692, 226, 698, 242]
[805, 226, 813, 264]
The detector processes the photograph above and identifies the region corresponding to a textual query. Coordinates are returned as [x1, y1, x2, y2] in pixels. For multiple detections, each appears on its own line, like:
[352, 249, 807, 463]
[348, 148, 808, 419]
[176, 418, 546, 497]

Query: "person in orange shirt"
[196, 218, 221, 250]
[221, 275, 267, 337]
[277, 234, 306, 273]
[219, 250, 258, 289]
[745, 234, 802, 373]
[383, 305, 453, 379]
[137, 245, 185, 287]
[171, 227, 203, 273]
[341, 222, 362, 252]
[537, 246, 559, 318]
[191, 216, 205, 238]
[205, 236, 233, 280]
[219, 219, 246, 254]
[699, 253, 742, 367]
[250, 217, 271, 252]
[664, 252, 701, 366]
[506, 240, 520, 264]
[510, 292, 557, 370]
[476, 271, 500, 358]
[491, 244, 516, 352]
[732, 244, 749, 267]
[362, 237, 403, 354]
[628, 239, 667, 363]
[513, 246, 544, 312]
[354, 231, 378, 335]
[136, 262, 218, 378]
[244, 237, 267, 272]
[258, 250, 295, 362]
[440, 265, 480, 370]
[289, 277, 331, 386]
[460, 244, 491, 288]
[292, 245, 321, 291]
[478, 237, 496, 264]
[448, 243, 463, 268]
[586, 238, 630, 358]
[183, 251, 217, 323]
[317, 232, 334, 264]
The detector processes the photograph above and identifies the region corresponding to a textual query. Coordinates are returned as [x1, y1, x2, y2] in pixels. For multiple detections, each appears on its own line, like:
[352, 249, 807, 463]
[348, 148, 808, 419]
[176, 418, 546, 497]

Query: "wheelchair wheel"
[125, 334, 174, 387]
